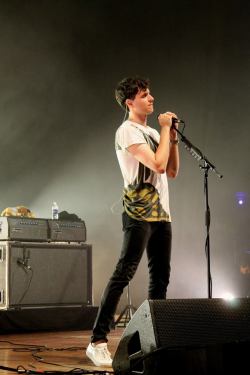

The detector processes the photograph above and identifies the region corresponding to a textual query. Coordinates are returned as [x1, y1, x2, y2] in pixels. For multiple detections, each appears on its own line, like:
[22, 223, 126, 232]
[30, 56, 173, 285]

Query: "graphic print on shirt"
[116, 125, 170, 222]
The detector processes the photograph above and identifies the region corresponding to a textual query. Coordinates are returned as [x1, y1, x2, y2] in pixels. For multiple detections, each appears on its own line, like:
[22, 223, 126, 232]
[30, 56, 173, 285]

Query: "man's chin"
[147, 108, 154, 115]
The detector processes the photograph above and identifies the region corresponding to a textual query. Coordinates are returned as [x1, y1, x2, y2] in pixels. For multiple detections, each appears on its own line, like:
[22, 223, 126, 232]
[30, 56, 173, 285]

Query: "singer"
[86, 76, 180, 367]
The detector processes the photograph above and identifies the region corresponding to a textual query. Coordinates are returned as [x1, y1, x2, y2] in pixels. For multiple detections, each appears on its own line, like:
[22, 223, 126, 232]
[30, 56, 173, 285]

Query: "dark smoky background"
[0, 0, 249, 309]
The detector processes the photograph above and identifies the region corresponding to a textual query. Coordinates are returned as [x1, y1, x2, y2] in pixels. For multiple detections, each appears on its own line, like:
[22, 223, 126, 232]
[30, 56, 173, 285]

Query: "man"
[86, 76, 180, 367]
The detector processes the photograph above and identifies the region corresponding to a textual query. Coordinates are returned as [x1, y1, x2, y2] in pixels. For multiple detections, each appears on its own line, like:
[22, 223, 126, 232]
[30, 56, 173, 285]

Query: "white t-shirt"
[115, 120, 171, 222]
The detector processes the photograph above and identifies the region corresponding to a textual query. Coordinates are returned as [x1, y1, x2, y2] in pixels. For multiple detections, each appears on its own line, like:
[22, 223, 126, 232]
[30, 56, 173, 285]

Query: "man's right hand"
[158, 111, 176, 128]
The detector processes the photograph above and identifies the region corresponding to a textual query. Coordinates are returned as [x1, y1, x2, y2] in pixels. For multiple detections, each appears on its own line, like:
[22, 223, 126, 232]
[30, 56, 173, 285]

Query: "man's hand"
[157, 111, 175, 128]
[158, 111, 179, 140]
[170, 118, 179, 141]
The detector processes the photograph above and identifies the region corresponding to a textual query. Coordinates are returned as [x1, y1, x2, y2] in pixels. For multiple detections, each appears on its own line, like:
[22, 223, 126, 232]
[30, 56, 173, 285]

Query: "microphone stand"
[173, 123, 223, 298]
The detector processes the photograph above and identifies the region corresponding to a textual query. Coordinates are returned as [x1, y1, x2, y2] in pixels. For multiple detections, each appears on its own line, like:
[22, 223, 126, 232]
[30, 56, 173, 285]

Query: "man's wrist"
[170, 139, 179, 145]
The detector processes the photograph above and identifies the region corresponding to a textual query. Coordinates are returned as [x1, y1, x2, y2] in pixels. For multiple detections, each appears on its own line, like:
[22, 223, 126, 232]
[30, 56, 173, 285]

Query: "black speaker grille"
[150, 298, 250, 348]
[6, 242, 92, 308]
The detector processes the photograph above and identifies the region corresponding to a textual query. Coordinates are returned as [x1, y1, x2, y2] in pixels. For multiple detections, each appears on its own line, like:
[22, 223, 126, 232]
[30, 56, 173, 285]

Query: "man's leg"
[146, 221, 172, 299]
[91, 213, 151, 342]
[86, 214, 151, 366]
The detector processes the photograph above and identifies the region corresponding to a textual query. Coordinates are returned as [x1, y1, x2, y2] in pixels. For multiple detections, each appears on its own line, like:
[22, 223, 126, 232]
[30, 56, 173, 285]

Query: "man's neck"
[128, 113, 147, 127]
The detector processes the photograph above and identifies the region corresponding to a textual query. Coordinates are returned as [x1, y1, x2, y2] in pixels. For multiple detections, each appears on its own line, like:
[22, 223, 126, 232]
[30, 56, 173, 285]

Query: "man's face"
[129, 88, 154, 115]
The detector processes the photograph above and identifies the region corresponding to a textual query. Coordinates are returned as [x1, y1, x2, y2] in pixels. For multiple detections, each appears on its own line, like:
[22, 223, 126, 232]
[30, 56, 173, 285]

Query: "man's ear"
[125, 98, 133, 108]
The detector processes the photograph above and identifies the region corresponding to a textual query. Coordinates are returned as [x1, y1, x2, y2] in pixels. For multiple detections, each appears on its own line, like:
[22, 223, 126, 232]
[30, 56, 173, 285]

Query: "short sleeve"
[115, 124, 147, 150]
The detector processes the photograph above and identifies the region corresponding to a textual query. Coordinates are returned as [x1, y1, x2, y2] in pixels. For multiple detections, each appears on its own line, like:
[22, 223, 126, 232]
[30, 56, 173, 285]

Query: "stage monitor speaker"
[0, 241, 92, 310]
[113, 298, 250, 375]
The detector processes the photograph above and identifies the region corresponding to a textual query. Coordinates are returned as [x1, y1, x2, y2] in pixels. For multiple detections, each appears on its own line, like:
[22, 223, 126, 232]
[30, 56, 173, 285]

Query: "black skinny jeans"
[91, 211, 172, 343]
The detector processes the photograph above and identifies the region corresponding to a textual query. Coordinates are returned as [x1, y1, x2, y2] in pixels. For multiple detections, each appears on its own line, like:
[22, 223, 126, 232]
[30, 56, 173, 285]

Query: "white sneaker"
[86, 342, 112, 367]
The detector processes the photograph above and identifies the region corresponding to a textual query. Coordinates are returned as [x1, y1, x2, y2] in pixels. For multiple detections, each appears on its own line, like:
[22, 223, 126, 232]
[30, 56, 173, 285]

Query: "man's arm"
[127, 112, 175, 174]
[166, 127, 180, 178]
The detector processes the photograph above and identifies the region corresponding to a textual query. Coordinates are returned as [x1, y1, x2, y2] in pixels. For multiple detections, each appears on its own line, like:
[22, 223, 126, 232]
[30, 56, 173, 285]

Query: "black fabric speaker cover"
[113, 298, 250, 375]
[0, 241, 92, 309]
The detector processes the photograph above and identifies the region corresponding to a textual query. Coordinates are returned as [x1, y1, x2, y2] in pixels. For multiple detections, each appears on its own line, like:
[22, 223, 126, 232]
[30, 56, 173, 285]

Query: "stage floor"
[0, 328, 123, 374]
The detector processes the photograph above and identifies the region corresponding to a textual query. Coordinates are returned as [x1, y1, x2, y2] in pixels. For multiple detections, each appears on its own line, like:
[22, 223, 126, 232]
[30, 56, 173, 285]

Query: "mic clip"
[172, 118, 185, 124]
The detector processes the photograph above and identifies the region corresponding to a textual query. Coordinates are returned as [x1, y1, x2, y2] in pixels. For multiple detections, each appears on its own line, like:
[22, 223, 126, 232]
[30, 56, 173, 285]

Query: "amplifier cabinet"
[48, 219, 86, 242]
[0, 241, 92, 310]
[0, 217, 48, 242]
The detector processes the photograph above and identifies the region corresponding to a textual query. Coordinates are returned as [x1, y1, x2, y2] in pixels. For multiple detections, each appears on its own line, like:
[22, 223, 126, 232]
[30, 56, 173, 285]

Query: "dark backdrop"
[0, 0, 249, 308]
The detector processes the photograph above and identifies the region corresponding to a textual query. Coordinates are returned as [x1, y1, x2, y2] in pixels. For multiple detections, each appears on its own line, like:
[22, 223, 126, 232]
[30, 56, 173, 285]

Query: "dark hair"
[115, 76, 150, 110]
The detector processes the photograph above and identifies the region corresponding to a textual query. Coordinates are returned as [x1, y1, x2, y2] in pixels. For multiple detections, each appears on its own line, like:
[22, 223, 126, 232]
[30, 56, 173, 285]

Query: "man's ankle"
[92, 340, 107, 346]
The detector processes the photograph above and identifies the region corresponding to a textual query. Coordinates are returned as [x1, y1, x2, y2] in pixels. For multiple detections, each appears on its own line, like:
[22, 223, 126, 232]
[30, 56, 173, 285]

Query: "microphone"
[171, 118, 184, 130]
[172, 118, 184, 124]
[17, 249, 31, 270]
[157, 113, 184, 125]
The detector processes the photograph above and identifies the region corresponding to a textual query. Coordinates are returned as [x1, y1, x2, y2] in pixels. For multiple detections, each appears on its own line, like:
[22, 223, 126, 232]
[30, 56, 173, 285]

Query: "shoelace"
[98, 346, 111, 359]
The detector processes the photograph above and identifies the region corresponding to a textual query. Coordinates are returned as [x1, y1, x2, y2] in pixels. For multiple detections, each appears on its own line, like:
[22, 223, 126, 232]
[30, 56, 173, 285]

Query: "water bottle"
[52, 202, 59, 220]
